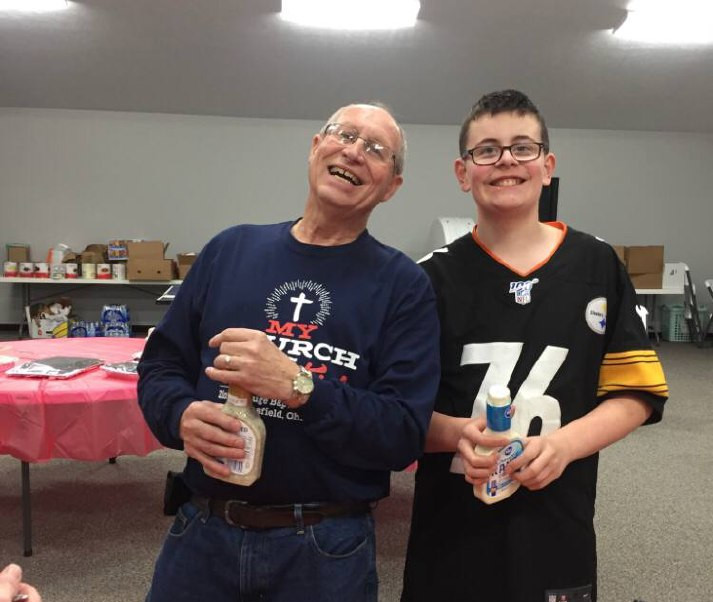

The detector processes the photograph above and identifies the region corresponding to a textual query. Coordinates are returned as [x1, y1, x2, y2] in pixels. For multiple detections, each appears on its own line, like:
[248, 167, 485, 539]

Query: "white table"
[635, 284, 685, 344]
[0, 276, 182, 338]
[635, 262, 687, 341]
[635, 287, 684, 296]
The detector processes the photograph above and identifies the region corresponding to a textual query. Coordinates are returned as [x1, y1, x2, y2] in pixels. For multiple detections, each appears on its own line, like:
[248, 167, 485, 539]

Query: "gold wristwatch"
[291, 365, 314, 406]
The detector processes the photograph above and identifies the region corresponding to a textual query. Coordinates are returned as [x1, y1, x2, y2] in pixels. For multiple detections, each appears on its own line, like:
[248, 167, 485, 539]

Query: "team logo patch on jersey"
[585, 297, 607, 334]
[509, 278, 539, 305]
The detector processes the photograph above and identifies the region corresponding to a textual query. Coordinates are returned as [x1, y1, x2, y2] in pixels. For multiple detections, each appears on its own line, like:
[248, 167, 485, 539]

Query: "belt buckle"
[224, 499, 247, 527]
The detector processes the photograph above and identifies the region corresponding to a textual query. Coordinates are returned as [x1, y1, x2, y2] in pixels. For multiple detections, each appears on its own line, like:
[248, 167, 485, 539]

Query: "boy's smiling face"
[455, 111, 556, 218]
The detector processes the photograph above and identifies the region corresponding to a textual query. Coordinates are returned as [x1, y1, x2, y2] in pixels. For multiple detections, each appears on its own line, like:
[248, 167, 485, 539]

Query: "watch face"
[295, 370, 314, 395]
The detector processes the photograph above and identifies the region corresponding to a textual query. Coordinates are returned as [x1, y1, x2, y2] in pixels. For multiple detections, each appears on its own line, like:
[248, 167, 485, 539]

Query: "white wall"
[2, 108, 712, 326]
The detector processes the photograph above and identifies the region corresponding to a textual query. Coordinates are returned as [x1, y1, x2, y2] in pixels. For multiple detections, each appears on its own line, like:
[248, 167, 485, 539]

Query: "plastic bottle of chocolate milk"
[473, 385, 524, 504]
[217, 384, 266, 486]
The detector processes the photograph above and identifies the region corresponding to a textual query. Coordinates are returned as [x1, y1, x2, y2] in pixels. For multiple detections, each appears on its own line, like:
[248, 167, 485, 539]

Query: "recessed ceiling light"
[0, 0, 69, 11]
[614, 0, 713, 44]
[281, 0, 421, 30]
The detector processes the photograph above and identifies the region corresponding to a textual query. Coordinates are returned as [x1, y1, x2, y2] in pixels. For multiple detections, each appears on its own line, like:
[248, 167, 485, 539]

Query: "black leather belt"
[191, 495, 372, 529]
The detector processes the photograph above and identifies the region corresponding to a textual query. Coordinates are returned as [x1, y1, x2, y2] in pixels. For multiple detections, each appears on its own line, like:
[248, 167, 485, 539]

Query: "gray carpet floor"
[1, 341, 711, 601]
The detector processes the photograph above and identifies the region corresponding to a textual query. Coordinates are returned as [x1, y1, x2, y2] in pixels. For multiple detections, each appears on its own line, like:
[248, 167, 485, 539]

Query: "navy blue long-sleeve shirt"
[138, 221, 440, 504]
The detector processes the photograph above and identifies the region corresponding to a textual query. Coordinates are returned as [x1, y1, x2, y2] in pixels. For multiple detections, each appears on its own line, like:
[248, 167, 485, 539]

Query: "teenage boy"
[401, 89, 668, 602]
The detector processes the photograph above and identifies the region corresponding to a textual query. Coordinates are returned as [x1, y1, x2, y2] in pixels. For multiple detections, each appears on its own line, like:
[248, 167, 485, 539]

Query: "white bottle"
[473, 384, 524, 504]
[215, 384, 266, 486]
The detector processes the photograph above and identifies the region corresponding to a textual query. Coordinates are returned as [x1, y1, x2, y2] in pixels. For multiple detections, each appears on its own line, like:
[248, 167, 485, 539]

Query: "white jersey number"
[450, 342, 568, 474]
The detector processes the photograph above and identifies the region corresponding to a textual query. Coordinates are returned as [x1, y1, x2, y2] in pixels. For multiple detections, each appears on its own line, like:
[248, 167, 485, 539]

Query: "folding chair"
[703, 279, 713, 343]
[683, 267, 707, 347]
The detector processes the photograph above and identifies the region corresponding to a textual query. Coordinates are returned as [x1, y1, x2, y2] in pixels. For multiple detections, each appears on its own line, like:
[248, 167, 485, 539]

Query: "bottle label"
[221, 421, 256, 475]
[486, 403, 513, 432]
[228, 388, 250, 407]
[485, 439, 524, 498]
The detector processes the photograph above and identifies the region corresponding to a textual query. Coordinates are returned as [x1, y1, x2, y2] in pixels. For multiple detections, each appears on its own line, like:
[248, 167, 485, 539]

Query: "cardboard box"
[612, 245, 626, 265]
[7, 243, 30, 263]
[25, 298, 72, 339]
[127, 241, 167, 259]
[626, 245, 664, 289]
[626, 245, 664, 274]
[629, 272, 663, 289]
[176, 253, 197, 280]
[126, 258, 174, 281]
[126, 241, 172, 281]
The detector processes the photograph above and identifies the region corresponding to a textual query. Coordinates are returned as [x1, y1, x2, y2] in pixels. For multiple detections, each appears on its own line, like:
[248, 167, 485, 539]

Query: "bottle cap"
[488, 384, 511, 406]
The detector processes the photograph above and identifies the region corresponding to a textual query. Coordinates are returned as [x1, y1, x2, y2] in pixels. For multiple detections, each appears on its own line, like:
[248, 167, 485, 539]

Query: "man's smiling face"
[307, 105, 403, 218]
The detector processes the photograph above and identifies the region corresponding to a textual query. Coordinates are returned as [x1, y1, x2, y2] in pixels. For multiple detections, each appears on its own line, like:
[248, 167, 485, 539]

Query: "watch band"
[290, 365, 314, 406]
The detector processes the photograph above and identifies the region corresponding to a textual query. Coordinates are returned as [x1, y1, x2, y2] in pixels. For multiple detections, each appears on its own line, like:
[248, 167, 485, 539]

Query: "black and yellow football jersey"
[402, 223, 667, 602]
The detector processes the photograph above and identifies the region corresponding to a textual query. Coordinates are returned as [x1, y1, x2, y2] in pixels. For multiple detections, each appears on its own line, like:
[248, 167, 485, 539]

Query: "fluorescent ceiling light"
[614, 0, 713, 44]
[281, 0, 420, 30]
[0, 0, 68, 11]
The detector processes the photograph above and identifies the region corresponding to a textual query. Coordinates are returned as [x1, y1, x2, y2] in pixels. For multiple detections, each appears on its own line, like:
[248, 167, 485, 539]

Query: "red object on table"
[0, 337, 162, 462]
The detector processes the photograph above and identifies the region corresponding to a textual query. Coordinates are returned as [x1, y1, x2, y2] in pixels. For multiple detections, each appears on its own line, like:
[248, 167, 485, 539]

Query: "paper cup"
[3, 261, 18, 277]
[111, 263, 126, 280]
[97, 263, 112, 279]
[34, 262, 50, 278]
[82, 263, 96, 279]
[19, 263, 34, 277]
[65, 263, 78, 278]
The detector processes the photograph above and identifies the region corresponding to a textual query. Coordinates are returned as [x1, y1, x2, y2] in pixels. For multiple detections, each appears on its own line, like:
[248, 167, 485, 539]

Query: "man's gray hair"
[323, 102, 406, 175]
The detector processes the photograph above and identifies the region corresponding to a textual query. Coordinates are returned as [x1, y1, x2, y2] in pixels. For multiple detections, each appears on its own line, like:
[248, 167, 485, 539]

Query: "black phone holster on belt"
[163, 470, 192, 516]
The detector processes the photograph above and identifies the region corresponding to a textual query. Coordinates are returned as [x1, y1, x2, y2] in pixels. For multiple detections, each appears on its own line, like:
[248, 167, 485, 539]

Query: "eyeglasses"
[323, 123, 396, 167]
[463, 142, 545, 166]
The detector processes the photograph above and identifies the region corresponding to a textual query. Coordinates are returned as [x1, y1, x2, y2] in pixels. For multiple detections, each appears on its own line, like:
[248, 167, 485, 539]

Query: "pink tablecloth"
[0, 338, 162, 462]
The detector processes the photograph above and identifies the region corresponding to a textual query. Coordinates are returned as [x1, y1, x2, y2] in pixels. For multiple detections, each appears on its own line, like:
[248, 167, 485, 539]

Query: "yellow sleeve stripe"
[602, 349, 658, 362]
[597, 350, 668, 397]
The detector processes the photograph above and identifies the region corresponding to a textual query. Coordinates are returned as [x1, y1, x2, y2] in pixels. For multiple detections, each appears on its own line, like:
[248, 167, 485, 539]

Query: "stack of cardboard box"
[7, 243, 30, 264]
[613, 245, 664, 289]
[176, 253, 197, 280]
[126, 241, 174, 281]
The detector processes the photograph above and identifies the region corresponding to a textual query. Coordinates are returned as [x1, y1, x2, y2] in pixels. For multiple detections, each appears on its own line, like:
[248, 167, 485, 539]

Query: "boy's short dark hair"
[458, 89, 550, 157]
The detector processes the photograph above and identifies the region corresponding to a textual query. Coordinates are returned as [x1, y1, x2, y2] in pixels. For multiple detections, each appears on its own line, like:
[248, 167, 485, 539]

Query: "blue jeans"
[146, 501, 378, 602]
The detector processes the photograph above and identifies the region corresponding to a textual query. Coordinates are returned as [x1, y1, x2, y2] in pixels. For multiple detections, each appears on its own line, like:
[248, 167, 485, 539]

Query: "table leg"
[18, 283, 31, 339]
[21, 460, 33, 557]
[638, 294, 660, 346]
[649, 295, 660, 346]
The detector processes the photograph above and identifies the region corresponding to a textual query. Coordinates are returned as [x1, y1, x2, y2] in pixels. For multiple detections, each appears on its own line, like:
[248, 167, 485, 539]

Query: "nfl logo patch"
[509, 278, 539, 305]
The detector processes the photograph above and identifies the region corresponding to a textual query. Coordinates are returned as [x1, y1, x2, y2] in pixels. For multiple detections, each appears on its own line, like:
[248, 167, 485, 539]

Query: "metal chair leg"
[21, 460, 33, 557]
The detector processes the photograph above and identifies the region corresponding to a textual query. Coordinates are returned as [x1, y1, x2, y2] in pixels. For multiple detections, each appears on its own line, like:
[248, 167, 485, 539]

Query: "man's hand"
[457, 416, 513, 486]
[205, 328, 304, 407]
[179, 400, 246, 479]
[0, 564, 41, 602]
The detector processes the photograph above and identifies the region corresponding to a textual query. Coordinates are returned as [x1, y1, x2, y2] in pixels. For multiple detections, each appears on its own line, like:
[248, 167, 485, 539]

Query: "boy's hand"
[507, 432, 572, 490]
[457, 417, 512, 485]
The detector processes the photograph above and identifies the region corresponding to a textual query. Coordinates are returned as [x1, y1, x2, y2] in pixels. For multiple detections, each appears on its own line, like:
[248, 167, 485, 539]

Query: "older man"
[138, 103, 440, 602]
